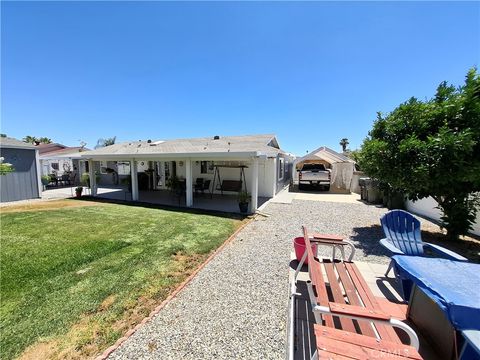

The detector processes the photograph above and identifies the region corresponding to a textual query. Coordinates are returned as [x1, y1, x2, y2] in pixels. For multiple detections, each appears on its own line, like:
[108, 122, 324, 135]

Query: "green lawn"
[0, 201, 241, 359]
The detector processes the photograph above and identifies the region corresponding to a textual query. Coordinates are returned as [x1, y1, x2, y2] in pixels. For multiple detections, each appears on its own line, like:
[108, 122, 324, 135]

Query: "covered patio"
[78, 135, 292, 214]
[89, 186, 269, 213]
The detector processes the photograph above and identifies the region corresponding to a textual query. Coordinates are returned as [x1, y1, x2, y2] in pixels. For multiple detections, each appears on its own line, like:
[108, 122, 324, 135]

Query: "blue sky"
[2, 1, 479, 156]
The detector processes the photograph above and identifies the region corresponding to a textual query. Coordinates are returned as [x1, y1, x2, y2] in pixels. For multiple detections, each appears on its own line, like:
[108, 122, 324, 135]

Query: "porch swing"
[211, 164, 248, 198]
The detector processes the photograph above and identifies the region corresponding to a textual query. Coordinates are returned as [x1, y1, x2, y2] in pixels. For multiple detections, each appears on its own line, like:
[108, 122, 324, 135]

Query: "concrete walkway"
[270, 187, 361, 205]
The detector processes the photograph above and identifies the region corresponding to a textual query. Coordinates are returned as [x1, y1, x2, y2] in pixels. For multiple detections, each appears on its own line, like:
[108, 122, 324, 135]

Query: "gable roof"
[296, 146, 354, 164]
[81, 134, 286, 159]
[0, 137, 36, 149]
[39, 147, 89, 159]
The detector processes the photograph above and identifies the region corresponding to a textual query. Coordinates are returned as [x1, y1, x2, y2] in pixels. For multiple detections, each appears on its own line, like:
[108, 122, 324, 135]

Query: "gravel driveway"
[109, 199, 390, 360]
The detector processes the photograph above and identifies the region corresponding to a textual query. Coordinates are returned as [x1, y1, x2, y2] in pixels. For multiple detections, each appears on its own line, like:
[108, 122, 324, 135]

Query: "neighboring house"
[80, 134, 294, 212]
[38, 143, 89, 185]
[0, 137, 41, 202]
[294, 146, 356, 192]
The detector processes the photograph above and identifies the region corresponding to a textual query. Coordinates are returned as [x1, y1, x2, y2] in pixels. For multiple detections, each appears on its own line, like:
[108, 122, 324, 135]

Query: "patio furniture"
[392, 255, 480, 359]
[310, 232, 356, 261]
[380, 209, 467, 276]
[289, 226, 421, 359]
[211, 164, 248, 197]
[459, 330, 480, 360]
[194, 179, 211, 195]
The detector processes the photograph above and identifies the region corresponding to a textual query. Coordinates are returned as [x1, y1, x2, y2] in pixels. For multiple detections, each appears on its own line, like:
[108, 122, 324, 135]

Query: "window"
[278, 158, 285, 180]
[100, 160, 108, 174]
[51, 162, 59, 171]
[200, 161, 214, 174]
[117, 161, 131, 175]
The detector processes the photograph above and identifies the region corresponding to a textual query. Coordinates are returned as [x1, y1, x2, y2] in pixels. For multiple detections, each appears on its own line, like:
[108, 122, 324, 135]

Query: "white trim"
[251, 157, 259, 212]
[131, 160, 139, 201]
[185, 159, 193, 207]
[35, 149, 42, 197]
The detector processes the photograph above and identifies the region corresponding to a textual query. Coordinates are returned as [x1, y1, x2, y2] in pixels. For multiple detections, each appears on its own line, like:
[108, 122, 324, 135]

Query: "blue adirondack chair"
[380, 209, 467, 276]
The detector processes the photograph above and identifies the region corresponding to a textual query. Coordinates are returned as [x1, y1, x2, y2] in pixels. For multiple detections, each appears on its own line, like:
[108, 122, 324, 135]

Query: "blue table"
[392, 255, 480, 332]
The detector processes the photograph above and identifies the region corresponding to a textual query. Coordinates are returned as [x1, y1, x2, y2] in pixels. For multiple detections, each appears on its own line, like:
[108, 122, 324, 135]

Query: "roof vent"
[213, 135, 220, 140]
[147, 139, 152, 143]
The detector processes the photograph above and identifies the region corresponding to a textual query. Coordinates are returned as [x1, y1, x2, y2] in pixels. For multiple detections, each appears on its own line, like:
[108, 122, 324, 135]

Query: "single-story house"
[0, 137, 42, 202]
[294, 146, 356, 192]
[80, 134, 294, 213]
[38, 144, 89, 185]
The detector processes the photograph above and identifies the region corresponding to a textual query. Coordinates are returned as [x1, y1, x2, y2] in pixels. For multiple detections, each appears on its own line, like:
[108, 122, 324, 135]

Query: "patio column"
[185, 158, 193, 207]
[251, 157, 259, 212]
[131, 159, 139, 201]
[88, 160, 97, 196]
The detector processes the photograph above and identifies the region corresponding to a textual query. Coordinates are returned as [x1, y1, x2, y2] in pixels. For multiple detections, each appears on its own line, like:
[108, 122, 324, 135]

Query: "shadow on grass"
[72, 196, 247, 221]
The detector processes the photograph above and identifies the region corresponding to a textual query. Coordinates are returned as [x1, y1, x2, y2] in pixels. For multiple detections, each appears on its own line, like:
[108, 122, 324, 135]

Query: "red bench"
[290, 226, 422, 360]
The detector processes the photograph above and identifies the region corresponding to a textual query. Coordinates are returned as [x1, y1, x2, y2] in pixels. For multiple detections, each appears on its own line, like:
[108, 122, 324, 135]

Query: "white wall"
[406, 196, 480, 236]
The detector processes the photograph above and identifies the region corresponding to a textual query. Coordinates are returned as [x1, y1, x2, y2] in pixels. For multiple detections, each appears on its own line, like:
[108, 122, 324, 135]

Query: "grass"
[0, 200, 242, 359]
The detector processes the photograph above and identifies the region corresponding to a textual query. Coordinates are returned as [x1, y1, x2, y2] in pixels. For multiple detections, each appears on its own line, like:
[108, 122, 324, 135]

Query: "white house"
[80, 134, 294, 213]
[38, 143, 89, 185]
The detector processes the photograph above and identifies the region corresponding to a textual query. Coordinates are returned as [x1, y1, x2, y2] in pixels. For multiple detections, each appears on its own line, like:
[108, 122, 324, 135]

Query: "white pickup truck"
[298, 163, 331, 190]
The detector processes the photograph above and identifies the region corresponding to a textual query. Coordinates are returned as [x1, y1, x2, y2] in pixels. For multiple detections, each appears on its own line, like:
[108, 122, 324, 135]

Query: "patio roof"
[80, 134, 286, 160]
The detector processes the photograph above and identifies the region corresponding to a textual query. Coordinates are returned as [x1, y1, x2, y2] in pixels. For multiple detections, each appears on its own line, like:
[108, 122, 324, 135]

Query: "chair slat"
[323, 261, 357, 333]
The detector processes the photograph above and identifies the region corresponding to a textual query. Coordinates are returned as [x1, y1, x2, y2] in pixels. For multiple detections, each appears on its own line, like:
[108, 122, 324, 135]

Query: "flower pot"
[238, 202, 249, 213]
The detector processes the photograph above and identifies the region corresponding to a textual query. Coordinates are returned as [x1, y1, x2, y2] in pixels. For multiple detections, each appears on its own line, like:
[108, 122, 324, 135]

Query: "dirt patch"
[0, 199, 105, 214]
[18, 340, 59, 360]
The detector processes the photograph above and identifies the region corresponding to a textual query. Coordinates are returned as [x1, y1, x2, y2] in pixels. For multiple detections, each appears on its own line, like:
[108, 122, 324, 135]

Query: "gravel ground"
[109, 199, 391, 360]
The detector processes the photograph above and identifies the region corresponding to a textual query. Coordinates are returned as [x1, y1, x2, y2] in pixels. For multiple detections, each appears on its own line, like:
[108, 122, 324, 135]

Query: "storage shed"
[0, 137, 41, 202]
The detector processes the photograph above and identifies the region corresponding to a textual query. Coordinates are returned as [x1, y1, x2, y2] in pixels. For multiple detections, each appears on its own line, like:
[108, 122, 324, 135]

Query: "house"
[294, 146, 356, 192]
[0, 137, 41, 202]
[37, 143, 89, 185]
[80, 134, 294, 213]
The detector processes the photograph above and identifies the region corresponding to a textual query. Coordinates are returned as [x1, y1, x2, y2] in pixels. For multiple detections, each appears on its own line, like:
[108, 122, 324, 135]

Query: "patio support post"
[88, 160, 97, 196]
[131, 159, 139, 201]
[251, 157, 259, 212]
[185, 158, 193, 207]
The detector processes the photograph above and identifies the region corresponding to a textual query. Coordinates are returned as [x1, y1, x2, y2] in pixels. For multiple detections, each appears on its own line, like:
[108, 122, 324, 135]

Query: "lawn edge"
[95, 216, 254, 360]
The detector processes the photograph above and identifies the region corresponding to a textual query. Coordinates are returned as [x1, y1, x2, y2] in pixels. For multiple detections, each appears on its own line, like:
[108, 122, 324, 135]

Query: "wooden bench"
[290, 226, 422, 360]
[217, 180, 242, 194]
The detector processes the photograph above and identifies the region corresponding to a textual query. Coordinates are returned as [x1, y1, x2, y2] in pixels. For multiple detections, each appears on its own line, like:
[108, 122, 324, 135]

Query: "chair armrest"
[313, 303, 420, 350]
[423, 242, 468, 261]
[380, 238, 405, 255]
[328, 302, 390, 320]
[311, 233, 344, 242]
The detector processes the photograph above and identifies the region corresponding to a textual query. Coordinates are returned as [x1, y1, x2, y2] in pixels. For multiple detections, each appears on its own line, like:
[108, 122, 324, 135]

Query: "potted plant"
[75, 186, 83, 198]
[41, 175, 50, 186]
[120, 177, 132, 192]
[238, 191, 250, 213]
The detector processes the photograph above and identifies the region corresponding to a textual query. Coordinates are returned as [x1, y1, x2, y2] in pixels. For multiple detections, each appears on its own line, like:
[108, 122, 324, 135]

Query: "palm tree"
[38, 137, 52, 144]
[95, 136, 116, 149]
[339, 138, 349, 152]
[23, 135, 38, 144]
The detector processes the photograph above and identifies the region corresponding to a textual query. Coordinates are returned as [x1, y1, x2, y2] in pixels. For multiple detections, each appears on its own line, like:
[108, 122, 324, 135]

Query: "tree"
[340, 138, 349, 152]
[38, 137, 52, 144]
[0, 157, 14, 175]
[358, 68, 480, 240]
[23, 136, 52, 144]
[95, 136, 116, 149]
[23, 135, 37, 144]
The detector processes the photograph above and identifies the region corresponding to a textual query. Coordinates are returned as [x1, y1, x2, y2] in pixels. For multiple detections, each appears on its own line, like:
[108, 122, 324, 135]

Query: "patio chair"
[195, 179, 211, 195]
[380, 209, 467, 276]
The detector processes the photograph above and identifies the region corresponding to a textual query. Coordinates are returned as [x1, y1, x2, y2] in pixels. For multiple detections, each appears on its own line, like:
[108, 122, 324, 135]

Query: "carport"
[293, 146, 356, 192]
